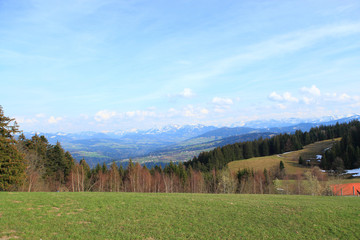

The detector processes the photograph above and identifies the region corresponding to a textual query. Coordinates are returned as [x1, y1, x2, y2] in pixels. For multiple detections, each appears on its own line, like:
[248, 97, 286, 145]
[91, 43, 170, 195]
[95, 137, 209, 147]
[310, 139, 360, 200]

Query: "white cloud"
[324, 93, 337, 99]
[200, 108, 209, 115]
[125, 111, 135, 118]
[278, 104, 287, 109]
[179, 105, 209, 118]
[126, 110, 156, 119]
[302, 96, 313, 105]
[212, 97, 234, 113]
[268, 92, 298, 103]
[17, 113, 45, 125]
[339, 93, 351, 101]
[212, 97, 233, 105]
[35, 113, 46, 118]
[167, 108, 178, 116]
[48, 116, 63, 124]
[184, 108, 195, 117]
[283, 92, 298, 102]
[180, 88, 195, 98]
[301, 85, 321, 96]
[268, 85, 360, 111]
[16, 117, 39, 124]
[268, 92, 283, 101]
[324, 92, 358, 102]
[94, 110, 117, 122]
[168, 88, 195, 99]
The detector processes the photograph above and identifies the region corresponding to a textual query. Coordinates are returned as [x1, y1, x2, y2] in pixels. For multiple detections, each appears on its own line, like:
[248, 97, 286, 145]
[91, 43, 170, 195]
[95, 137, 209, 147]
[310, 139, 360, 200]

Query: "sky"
[1, 0, 360, 132]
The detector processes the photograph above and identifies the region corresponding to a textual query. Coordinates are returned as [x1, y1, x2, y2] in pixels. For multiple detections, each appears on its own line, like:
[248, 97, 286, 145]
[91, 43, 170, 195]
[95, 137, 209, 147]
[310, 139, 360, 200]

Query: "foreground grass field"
[1, 193, 360, 239]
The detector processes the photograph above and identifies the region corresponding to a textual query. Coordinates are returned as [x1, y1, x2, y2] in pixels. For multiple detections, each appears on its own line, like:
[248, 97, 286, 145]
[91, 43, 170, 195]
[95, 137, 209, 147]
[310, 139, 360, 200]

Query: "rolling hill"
[227, 139, 338, 175]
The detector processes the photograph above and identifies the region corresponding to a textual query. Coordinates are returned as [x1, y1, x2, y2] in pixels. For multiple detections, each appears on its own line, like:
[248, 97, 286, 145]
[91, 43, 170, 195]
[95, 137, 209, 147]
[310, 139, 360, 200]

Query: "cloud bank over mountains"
[15, 84, 359, 132]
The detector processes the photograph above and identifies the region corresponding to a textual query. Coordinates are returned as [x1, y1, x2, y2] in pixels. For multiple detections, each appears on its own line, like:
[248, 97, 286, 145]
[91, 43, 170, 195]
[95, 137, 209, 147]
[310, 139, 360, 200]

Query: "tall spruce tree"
[0, 106, 26, 191]
[45, 142, 71, 183]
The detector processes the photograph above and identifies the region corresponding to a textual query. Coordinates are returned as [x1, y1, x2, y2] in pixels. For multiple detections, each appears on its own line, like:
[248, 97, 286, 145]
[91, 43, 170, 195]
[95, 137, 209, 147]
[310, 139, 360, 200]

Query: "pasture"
[1, 192, 360, 239]
[228, 139, 339, 175]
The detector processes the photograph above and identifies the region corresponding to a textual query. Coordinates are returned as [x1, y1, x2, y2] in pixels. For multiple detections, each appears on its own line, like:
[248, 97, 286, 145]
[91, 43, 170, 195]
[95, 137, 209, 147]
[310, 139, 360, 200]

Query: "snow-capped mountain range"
[232, 114, 360, 129]
[23, 115, 360, 143]
[22, 124, 217, 143]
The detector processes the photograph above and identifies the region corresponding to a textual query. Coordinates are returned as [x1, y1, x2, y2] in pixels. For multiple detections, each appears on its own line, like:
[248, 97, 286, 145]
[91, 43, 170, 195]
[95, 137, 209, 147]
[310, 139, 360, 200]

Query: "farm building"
[331, 183, 360, 196]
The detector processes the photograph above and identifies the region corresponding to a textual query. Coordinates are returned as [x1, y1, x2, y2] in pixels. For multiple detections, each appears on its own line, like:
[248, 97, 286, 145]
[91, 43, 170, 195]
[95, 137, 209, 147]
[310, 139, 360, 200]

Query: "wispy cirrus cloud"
[174, 22, 360, 85]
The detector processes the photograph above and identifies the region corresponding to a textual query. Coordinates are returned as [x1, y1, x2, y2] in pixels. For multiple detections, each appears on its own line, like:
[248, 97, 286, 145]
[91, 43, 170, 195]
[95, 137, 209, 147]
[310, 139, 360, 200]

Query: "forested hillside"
[185, 121, 354, 171]
[321, 121, 360, 171]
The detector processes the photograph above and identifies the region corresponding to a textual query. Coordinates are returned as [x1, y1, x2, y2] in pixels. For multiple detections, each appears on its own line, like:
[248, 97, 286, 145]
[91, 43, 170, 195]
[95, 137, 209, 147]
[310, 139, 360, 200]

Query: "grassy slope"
[1, 192, 360, 240]
[228, 139, 339, 176]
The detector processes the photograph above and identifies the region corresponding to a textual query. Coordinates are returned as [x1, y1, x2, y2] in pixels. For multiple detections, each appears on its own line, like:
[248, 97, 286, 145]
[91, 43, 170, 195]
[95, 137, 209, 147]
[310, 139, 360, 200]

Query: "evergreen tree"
[243, 141, 253, 159]
[45, 142, 68, 183]
[94, 163, 102, 174]
[0, 106, 26, 191]
[80, 159, 91, 178]
[260, 139, 270, 156]
[279, 161, 285, 171]
[118, 165, 125, 179]
[298, 156, 303, 165]
[64, 151, 75, 178]
[272, 136, 281, 154]
[101, 162, 108, 173]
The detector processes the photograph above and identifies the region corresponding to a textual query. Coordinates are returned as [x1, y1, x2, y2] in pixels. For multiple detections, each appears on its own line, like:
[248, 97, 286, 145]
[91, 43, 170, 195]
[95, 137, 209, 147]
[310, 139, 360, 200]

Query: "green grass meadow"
[1, 192, 359, 239]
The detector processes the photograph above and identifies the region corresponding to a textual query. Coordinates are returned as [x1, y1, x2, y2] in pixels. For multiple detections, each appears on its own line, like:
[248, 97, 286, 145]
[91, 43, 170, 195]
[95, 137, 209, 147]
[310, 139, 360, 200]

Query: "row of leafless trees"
[19, 157, 333, 195]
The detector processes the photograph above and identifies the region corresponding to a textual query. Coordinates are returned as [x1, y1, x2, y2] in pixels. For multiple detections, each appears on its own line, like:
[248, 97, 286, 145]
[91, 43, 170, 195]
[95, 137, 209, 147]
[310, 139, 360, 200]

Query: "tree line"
[320, 120, 360, 172]
[1, 105, 359, 194]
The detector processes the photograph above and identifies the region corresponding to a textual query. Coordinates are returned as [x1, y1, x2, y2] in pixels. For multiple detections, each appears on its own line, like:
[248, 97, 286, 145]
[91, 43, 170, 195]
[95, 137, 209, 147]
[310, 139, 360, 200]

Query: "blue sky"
[1, 0, 360, 132]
